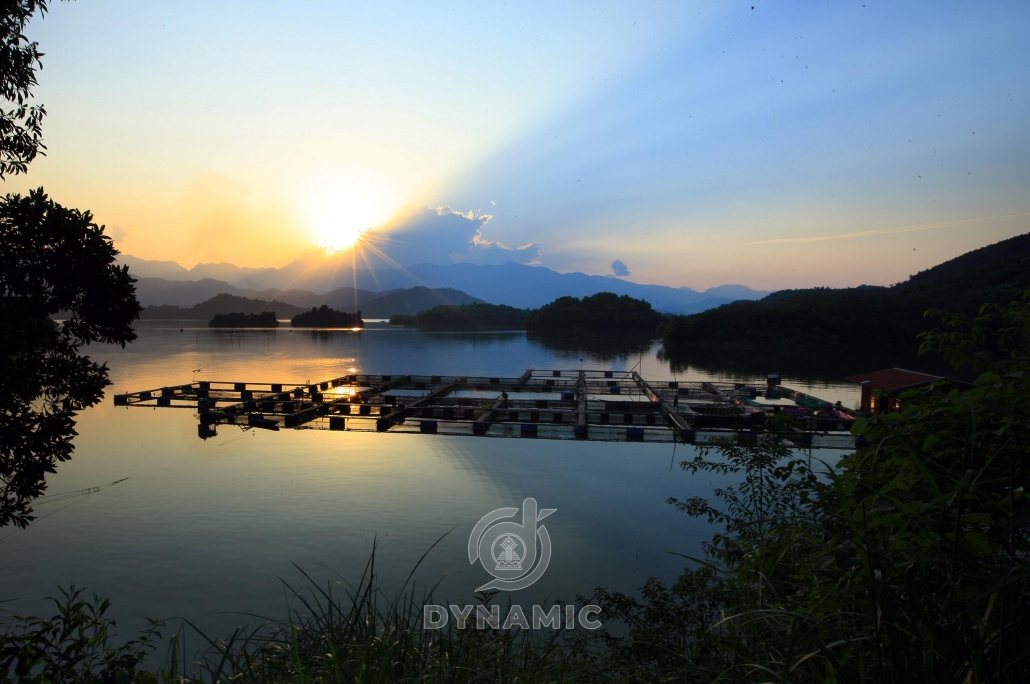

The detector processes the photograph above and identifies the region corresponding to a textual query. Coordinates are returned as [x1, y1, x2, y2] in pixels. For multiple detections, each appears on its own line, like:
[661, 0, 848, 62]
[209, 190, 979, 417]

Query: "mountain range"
[119, 253, 768, 314]
[139, 287, 484, 321]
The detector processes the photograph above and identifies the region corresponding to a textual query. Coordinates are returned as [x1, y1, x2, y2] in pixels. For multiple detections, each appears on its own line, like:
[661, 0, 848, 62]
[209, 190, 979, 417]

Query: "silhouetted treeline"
[392, 303, 527, 330]
[209, 311, 278, 328]
[390, 293, 667, 334]
[662, 233, 1030, 377]
[526, 292, 664, 335]
[290, 305, 363, 328]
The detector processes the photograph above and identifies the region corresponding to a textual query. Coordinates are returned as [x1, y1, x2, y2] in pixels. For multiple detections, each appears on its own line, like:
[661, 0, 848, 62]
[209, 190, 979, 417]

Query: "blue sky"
[8, 0, 1029, 289]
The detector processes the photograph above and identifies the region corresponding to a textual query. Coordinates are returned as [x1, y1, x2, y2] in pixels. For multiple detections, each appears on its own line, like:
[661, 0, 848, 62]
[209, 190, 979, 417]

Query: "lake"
[0, 322, 860, 644]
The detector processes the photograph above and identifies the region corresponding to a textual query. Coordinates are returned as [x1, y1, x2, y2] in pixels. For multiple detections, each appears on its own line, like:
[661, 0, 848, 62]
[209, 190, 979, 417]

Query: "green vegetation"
[140, 294, 306, 321]
[662, 233, 1030, 376]
[1, 554, 590, 683]
[208, 311, 278, 328]
[602, 295, 1030, 681]
[0, 587, 162, 682]
[392, 303, 528, 330]
[526, 292, 664, 336]
[290, 305, 363, 328]
[5, 294, 1028, 681]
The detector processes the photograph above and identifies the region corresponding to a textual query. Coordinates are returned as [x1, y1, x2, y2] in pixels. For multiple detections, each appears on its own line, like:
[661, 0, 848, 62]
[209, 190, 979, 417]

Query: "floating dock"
[115, 369, 858, 449]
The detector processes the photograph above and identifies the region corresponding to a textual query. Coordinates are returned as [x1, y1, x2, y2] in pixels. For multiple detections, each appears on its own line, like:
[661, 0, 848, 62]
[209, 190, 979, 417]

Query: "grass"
[2, 538, 599, 683]
[172, 544, 598, 684]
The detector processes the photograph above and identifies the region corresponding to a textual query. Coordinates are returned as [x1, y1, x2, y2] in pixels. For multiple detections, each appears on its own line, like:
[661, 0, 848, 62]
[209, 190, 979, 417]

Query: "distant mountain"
[120, 253, 769, 314]
[295, 287, 400, 312]
[389, 263, 765, 314]
[661, 232, 1030, 377]
[119, 255, 191, 280]
[359, 286, 484, 318]
[139, 287, 484, 322]
[133, 277, 388, 309]
[117, 254, 276, 283]
[139, 294, 308, 321]
[187, 262, 279, 284]
[134, 277, 250, 307]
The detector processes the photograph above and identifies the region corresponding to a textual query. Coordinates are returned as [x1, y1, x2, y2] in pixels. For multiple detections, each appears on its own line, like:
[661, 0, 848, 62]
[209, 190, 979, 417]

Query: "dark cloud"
[366, 205, 541, 267]
[610, 259, 630, 277]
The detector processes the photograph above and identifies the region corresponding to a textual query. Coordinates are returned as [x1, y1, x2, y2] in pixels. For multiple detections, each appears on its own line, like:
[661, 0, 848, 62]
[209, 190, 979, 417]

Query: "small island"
[525, 292, 664, 336]
[291, 305, 363, 328]
[209, 311, 279, 328]
[390, 303, 528, 330]
[389, 294, 665, 335]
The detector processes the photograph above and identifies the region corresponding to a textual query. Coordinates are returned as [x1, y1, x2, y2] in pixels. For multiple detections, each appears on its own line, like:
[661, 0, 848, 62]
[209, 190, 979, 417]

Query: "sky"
[6, 0, 1029, 290]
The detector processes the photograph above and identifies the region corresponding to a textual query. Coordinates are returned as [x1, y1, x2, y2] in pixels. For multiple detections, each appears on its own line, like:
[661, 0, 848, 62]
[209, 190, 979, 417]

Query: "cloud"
[108, 225, 128, 242]
[610, 259, 630, 276]
[364, 205, 542, 267]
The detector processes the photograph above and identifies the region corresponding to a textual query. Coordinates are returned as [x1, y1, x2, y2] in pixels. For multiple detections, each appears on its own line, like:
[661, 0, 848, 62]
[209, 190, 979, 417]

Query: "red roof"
[844, 368, 944, 390]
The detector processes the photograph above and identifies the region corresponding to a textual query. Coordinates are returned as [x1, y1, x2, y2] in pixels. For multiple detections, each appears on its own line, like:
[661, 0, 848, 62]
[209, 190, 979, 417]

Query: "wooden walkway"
[115, 369, 858, 449]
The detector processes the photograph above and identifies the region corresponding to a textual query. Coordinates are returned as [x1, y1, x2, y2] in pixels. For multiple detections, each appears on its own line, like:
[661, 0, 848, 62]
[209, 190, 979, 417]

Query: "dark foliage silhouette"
[290, 305, 362, 328]
[662, 233, 1030, 374]
[0, 1, 60, 178]
[393, 302, 527, 330]
[594, 294, 1030, 681]
[0, 189, 139, 528]
[526, 292, 663, 336]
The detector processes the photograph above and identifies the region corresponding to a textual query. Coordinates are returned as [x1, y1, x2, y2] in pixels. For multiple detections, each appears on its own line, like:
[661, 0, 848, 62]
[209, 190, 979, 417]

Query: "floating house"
[845, 368, 951, 414]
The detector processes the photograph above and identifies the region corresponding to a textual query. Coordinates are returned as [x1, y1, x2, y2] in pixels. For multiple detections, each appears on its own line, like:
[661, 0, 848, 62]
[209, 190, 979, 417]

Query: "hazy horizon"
[5, 1, 1028, 291]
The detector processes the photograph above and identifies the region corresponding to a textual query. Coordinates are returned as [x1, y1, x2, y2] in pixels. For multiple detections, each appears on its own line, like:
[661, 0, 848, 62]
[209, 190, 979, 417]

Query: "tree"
[0, 0, 57, 178]
[594, 295, 1030, 681]
[0, 189, 140, 528]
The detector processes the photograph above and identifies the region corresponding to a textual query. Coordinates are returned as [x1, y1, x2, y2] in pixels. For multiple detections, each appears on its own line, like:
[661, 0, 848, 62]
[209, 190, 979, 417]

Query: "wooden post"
[575, 371, 588, 439]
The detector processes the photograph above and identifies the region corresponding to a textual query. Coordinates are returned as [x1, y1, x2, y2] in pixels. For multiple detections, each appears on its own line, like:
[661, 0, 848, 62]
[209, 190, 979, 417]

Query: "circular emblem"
[468, 497, 556, 591]
[490, 532, 527, 571]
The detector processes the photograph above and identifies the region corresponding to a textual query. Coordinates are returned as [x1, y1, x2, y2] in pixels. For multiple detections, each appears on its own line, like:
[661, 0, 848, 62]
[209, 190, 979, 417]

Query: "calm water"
[0, 323, 860, 642]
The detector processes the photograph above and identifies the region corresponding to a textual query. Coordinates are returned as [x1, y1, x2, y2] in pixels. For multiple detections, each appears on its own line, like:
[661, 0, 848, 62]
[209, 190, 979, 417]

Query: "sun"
[304, 170, 400, 252]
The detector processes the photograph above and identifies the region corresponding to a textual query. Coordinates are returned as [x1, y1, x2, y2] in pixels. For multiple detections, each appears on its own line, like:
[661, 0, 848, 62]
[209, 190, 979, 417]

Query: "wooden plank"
[632, 372, 694, 434]
[376, 380, 464, 431]
[472, 392, 510, 435]
[348, 374, 412, 401]
[470, 369, 529, 434]
[284, 375, 414, 428]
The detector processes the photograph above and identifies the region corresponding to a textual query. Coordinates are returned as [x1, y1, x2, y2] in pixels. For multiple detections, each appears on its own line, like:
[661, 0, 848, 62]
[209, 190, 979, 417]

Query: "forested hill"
[359, 286, 482, 318]
[662, 233, 1030, 376]
[140, 294, 306, 320]
[901, 233, 1030, 300]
